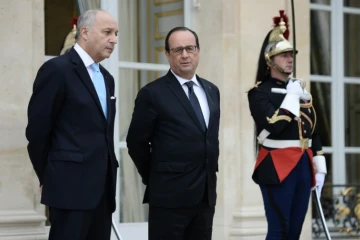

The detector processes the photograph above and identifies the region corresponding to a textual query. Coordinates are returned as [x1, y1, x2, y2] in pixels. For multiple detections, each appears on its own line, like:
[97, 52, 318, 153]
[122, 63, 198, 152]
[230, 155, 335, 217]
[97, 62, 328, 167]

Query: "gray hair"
[75, 10, 100, 40]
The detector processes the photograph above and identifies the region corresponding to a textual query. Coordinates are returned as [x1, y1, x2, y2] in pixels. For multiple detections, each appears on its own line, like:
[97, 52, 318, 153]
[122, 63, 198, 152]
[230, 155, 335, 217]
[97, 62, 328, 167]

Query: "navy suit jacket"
[126, 70, 220, 208]
[26, 48, 118, 211]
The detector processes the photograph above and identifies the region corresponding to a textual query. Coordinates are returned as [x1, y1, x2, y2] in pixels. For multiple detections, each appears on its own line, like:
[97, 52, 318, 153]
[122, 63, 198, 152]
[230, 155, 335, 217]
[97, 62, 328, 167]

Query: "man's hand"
[286, 79, 304, 97]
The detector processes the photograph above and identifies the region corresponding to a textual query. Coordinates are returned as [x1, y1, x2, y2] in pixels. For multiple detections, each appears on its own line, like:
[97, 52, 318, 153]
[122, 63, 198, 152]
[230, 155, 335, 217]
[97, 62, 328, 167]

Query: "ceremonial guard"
[247, 11, 327, 239]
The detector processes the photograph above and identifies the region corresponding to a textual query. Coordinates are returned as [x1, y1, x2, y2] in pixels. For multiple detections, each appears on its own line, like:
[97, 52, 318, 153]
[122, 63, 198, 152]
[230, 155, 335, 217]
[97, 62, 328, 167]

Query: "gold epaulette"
[246, 81, 262, 93]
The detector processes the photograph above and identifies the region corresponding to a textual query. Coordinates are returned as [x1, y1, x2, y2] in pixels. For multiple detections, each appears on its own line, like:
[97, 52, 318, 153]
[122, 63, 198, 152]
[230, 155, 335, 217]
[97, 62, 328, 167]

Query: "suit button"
[104, 155, 108, 160]
[206, 140, 210, 144]
[206, 159, 209, 163]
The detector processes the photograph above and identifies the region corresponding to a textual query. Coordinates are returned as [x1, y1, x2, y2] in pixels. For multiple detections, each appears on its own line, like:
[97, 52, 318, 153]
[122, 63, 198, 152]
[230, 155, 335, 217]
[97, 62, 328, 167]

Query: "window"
[310, 0, 360, 185]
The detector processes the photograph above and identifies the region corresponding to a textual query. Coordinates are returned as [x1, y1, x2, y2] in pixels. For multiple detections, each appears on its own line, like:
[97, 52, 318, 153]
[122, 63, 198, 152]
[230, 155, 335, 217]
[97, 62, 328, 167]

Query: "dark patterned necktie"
[185, 81, 206, 132]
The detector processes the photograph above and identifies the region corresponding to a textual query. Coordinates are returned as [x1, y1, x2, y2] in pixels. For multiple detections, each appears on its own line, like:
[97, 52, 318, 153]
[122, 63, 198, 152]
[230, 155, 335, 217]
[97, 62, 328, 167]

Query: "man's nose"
[181, 49, 189, 57]
[110, 34, 118, 44]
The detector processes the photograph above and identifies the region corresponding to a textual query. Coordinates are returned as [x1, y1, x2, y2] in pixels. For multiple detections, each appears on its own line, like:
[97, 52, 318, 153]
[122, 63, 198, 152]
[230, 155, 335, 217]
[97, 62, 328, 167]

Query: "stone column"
[0, 0, 47, 239]
[194, 0, 311, 239]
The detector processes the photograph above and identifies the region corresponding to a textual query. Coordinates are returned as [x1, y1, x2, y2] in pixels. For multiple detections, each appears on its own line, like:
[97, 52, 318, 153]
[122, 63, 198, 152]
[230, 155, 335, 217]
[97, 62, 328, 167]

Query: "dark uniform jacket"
[248, 77, 324, 186]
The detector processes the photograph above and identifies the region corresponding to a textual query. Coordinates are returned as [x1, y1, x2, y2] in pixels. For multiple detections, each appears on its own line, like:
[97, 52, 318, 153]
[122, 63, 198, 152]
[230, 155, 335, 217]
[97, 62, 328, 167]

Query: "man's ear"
[81, 27, 89, 41]
[165, 51, 170, 62]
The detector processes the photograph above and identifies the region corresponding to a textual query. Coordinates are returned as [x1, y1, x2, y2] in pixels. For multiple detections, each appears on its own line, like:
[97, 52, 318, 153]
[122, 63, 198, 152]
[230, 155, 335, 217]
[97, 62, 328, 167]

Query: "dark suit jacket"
[26, 48, 118, 211]
[126, 70, 220, 208]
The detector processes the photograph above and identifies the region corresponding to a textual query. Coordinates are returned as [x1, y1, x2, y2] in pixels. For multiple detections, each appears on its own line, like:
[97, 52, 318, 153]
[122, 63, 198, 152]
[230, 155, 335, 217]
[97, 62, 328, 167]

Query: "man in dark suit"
[126, 27, 221, 240]
[26, 10, 118, 240]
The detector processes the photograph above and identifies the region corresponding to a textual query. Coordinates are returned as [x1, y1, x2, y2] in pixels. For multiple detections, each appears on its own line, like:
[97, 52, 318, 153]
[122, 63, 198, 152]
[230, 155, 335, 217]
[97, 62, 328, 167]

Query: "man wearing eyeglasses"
[127, 27, 220, 240]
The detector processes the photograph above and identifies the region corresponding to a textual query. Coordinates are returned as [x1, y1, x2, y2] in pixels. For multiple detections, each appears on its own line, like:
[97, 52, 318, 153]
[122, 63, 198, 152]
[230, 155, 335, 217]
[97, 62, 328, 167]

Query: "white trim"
[322, 146, 333, 153]
[344, 77, 360, 84]
[343, 7, 360, 15]
[310, 75, 332, 83]
[344, 147, 360, 154]
[119, 61, 169, 71]
[310, 3, 332, 11]
[333, 0, 346, 185]
[262, 139, 312, 149]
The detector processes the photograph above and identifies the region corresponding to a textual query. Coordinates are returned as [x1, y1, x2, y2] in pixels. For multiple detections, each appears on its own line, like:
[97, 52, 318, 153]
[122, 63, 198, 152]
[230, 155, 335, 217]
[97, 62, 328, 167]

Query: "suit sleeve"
[26, 61, 65, 185]
[126, 86, 157, 185]
[248, 88, 294, 136]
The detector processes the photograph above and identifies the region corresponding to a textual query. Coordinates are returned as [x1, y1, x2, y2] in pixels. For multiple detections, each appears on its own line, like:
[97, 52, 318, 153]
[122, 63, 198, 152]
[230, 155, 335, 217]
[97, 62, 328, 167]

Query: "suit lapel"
[69, 48, 107, 123]
[166, 71, 205, 132]
[197, 76, 215, 134]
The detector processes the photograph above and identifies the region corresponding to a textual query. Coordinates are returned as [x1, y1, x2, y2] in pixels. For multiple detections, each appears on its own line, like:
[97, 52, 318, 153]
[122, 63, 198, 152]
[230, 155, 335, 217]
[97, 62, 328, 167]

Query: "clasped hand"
[286, 79, 312, 101]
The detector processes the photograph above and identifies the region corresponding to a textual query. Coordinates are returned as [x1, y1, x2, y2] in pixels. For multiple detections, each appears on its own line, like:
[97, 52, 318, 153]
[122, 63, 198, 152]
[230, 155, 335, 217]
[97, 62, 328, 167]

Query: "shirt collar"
[74, 43, 96, 68]
[171, 69, 199, 87]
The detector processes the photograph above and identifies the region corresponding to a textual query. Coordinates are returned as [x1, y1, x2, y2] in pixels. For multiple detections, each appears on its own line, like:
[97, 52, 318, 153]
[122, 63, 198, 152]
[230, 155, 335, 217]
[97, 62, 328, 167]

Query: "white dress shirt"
[171, 69, 210, 127]
[74, 43, 97, 81]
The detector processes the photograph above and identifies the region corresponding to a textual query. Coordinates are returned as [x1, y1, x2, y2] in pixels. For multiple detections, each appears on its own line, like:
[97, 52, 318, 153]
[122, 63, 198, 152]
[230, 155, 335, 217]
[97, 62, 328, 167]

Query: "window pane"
[311, 0, 331, 5]
[345, 84, 360, 147]
[344, 0, 360, 8]
[344, 14, 360, 77]
[311, 82, 332, 146]
[310, 10, 331, 75]
[119, 148, 148, 223]
[118, 69, 166, 142]
[346, 154, 360, 184]
[118, 0, 184, 63]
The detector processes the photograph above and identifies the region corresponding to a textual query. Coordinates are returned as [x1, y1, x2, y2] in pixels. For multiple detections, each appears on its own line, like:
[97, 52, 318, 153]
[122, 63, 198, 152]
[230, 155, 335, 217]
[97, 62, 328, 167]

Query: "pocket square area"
[110, 96, 116, 100]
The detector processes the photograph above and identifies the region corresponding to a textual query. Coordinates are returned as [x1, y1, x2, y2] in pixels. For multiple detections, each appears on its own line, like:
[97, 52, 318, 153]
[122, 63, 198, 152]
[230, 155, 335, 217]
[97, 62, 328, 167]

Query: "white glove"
[286, 79, 304, 97]
[314, 173, 325, 195]
[280, 79, 303, 117]
[301, 89, 312, 101]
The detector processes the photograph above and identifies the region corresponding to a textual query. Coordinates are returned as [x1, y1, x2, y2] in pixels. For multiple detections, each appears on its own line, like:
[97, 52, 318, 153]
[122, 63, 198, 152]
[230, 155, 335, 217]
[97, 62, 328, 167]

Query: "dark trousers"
[148, 184, 215, 240]
[260, 153, 312, 240]
[48, 174, 112, 240]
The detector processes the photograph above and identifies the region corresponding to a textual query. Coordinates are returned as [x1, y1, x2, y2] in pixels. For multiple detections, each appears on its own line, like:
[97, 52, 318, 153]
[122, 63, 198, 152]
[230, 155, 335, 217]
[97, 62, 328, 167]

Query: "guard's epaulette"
[246, 81, 262, 93]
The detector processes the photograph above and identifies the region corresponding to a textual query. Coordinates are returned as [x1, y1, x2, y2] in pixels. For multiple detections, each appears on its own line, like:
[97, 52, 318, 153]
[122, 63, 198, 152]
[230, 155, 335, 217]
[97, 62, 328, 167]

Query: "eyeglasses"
[170, 45, 198, 55]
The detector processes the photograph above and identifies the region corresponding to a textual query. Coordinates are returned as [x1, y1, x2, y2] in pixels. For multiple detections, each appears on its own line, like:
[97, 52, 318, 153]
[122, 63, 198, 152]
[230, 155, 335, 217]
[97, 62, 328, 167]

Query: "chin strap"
[266, 56, 292, 76]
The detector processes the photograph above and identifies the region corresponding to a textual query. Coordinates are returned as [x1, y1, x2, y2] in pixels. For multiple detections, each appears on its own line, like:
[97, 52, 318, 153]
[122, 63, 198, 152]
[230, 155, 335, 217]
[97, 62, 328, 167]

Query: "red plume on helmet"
[273, 10, 289, 40]
[71, 17, 78, 28]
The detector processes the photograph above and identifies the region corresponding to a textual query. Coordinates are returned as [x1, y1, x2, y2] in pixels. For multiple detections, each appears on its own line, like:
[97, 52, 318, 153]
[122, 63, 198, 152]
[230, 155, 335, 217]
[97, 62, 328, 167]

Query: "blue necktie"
[90, 63, 107, 119]
[185, 81, 206, 132]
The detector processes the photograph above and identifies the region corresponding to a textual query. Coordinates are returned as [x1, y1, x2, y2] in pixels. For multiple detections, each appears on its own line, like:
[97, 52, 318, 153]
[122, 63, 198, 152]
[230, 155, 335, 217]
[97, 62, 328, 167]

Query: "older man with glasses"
[126, 26, 221, 240]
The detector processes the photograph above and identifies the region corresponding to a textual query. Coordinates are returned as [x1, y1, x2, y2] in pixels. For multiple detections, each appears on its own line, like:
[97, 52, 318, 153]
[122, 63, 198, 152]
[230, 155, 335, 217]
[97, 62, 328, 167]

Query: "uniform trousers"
[260, 153, 312, 240]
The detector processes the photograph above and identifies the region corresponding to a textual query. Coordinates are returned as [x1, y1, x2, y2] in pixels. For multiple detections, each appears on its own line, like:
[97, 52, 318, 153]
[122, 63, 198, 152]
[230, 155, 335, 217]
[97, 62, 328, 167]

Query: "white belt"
[262, 139, 312, 149]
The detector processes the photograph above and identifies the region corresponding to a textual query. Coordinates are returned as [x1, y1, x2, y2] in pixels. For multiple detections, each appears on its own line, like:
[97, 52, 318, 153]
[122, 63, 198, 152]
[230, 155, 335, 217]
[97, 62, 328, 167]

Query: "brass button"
[302, 122, 305, 125]
[304, 130, 307, 133]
